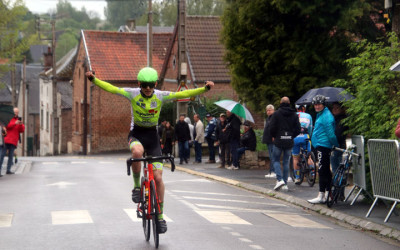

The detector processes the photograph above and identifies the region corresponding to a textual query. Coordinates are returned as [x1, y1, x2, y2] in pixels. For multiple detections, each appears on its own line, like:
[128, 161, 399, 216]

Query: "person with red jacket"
[0, 107, 25, 176]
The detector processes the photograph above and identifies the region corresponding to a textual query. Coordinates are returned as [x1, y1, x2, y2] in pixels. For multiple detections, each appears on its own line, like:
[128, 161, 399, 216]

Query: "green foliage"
[105, 0, 147, 29]
[221, 0, 383, 113]
[333, 32, 400, 140]
[254, 129, 267, 151]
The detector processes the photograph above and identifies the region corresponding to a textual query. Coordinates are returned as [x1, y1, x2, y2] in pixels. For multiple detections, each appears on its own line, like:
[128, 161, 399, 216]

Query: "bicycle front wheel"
[150, 180, 160, 248]
[141, 177, 151, 241]
[327, 173, 341, 208]
[306, 152, 317, 187]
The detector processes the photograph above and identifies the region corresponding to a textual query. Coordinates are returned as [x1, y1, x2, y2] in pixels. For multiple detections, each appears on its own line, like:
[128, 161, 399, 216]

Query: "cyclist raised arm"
[85, 67, 214, 233]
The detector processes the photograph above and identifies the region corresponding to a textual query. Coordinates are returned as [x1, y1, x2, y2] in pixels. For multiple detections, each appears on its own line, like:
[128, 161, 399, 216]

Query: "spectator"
[292, 105, 313, 184]
[193, 114, 205, 163]
[0, 107, 25, 176]
[205, 113, 217, 163]
[262, 104, 275, 178]
[174, 114, 191, 164]
[184, 117, 195, 161]
[226, 110, 242, 170]
[330, 102, 349, 174]
[308, 95, 339, 204]
[161, 121, 174, 155]
[237, 121, 257, 166]
[158, 119, 167, 144]
[215, 113, 231, 169]
[269, 97, 301, 191]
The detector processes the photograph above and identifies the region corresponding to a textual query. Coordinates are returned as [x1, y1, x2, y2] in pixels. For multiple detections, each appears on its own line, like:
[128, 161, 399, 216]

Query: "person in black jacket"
[174, 114, 191, 164]
[215, 113, 231, 168]
[237, 121, 257, 166]
[226, 110, 242, 170]
[269, 97, 301, 191]
[262, 104, 275, 177]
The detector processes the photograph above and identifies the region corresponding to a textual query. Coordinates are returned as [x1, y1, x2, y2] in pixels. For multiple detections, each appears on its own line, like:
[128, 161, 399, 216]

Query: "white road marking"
[41, 162, 59, 165]
[124, 209, 173, 222]
[195, 210, 251, 225]
[47, 182, 76, 189]
[230, 232, 242, 237]
[51, 210, 93, 225]
[221, 226, 233, 230]
[0, 213, 13, 227]
[171, 190, 264, 199]
[99, 161, 114, 164]
[178, 179, 212, 183]
[71, 161, 87, 164]
[239, 238, 252, 243]
[179, 199, 199, 210]
[195, 203, 277, 213]
[249, 245, 264, 249]
[264, 213, 331, 229]
[183, 196, 286, 206]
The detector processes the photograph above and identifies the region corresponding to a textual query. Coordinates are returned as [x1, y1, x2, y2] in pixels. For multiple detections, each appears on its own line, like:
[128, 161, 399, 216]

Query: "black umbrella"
[295, 87, 354, 105]
[0, 105, 14, 126]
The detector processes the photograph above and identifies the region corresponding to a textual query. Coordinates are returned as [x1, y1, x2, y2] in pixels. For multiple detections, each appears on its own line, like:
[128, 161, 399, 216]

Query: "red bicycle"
[126, 154, 175, 248]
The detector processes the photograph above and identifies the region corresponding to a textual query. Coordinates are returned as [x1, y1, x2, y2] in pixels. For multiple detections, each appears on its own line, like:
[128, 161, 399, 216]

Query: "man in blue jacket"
[308, 95, 339, 204]
[205, 113, 217, 163]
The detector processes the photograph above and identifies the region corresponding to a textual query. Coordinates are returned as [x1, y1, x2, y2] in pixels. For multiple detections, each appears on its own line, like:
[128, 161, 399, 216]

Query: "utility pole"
[22, 56, 26, 156]
[177, 0, 188, 118]
[148, 0, 153, 67]
[393, 0, 400, 34]
[51, 20, 59, 155]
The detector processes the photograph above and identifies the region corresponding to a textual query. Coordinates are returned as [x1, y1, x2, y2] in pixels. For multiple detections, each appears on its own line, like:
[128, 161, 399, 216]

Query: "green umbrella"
[214, 100, 254, 123]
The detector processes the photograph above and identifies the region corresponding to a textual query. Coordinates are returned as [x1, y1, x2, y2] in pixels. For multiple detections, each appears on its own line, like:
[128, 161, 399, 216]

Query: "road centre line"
[170, 190, 264, 199]
[239, 238, 252, 243]
[182, 196, 287, 206]
[249, 245, 264, 249]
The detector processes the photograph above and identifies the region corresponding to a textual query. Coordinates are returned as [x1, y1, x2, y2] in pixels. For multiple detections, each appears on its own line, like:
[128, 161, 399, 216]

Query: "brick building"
[72, 30, 173, 154]
[159, 16, 264, 129]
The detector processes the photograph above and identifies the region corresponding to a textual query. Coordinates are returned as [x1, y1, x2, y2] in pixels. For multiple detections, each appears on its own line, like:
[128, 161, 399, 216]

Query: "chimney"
[126, 19, 136, 32]
[43, 46, 53, 71]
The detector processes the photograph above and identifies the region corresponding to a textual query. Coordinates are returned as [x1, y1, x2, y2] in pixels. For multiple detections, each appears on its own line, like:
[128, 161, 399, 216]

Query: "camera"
[18, 117, 22, 121]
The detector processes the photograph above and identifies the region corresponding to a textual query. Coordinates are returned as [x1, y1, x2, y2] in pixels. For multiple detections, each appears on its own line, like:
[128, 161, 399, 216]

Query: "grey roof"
[57, 81, 72, 109]
[29, 45, 48, 65]
[43, 47, 77, 80]
[118, 25, 174, 33]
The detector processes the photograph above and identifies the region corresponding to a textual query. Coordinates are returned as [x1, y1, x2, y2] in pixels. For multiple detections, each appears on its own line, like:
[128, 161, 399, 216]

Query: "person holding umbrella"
[0, 107, 25, 176]
[308, 95, 339, 204]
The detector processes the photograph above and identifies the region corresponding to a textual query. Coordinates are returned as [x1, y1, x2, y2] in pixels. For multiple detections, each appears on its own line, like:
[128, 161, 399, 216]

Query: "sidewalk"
[172, 157, 400, 241]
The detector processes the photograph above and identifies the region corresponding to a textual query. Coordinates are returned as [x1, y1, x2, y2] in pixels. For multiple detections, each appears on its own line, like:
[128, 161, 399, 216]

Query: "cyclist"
[86, 68, 214, 233]
[292, 104, 313, 184]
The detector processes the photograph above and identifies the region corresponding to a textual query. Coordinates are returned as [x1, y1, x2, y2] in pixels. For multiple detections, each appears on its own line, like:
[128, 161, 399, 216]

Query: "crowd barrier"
[345, 135, 373, 205]
[366, 139, 400, 223]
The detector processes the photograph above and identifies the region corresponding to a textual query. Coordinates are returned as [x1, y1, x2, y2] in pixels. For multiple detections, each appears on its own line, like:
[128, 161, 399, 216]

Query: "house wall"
[39, 78, 53, 156]
[61, 109, 72, 154]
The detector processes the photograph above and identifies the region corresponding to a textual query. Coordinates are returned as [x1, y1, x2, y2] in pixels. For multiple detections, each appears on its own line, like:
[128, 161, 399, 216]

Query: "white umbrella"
[214, 100, 254, 123]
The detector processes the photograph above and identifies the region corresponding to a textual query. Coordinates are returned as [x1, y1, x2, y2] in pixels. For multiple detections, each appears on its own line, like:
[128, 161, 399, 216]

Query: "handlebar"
[126, 154, 175, 176]
[332, 145, 361, 160]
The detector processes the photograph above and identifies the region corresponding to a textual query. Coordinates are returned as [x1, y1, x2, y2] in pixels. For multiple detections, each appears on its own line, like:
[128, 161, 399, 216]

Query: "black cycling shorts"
[128, 127, 162, 158]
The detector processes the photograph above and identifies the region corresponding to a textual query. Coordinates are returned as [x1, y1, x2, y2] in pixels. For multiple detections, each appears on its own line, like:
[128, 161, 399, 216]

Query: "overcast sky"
[23, 0, 108, 19]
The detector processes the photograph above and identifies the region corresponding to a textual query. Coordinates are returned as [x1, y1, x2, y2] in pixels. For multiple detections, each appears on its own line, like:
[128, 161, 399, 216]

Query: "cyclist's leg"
[128, 132, 144, 203]
[292, 136, 302, 180]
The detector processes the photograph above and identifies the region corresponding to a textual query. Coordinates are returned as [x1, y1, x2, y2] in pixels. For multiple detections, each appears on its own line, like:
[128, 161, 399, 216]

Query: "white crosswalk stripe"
[124, 209, 173, 222]
[0, 213, 13, 227]
[51, 210, 93, 225]
[264, 212, 331, 229]
[195, 210, 251, 225]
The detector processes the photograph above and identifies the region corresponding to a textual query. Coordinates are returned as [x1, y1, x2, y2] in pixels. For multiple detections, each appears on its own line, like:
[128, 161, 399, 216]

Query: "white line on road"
[183, 196, 286, 206]
[239, 238, 252, 243]
[264, 213, 331, 229]
[195, 210, 251, 225]
[171, 190, 264, 199]
[249, 245, 264, 249]
[195, 203, 279, 214]
[230, 232, 242, 237]
[51, 210, 93, 225]
[124, 209, 173, 222]
[41, 162, 59, 165]
[71, 161, 87, 164]
[0, 213, 13, 227]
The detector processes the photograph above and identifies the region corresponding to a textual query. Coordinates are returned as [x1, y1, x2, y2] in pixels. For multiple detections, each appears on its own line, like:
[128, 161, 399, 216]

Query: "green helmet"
[137, 67, 158, 82]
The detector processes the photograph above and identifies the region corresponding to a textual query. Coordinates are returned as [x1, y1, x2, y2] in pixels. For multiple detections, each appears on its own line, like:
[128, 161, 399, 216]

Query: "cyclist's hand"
[205, 81, 214, 90]
[85, 71, 95, 81]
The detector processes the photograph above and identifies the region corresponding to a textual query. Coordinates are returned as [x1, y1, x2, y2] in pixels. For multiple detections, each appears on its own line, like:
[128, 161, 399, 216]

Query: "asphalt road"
[0, 156, 399, 250]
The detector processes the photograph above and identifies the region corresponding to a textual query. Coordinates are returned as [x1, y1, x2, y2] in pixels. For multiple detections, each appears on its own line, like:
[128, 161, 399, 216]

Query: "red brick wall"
[61, 109, 72, 154]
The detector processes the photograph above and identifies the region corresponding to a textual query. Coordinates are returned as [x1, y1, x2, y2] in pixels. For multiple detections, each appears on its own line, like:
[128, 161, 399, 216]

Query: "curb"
[167, 164, 400, 242]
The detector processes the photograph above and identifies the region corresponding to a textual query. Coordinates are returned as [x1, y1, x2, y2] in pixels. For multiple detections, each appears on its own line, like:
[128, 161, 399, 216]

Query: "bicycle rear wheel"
[306, 152, 317, 187]
[150, 180, 160, 248]
[140, 177, 150, 241]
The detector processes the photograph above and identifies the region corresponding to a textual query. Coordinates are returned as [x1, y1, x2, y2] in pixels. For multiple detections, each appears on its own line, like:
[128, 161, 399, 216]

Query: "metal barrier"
[366, 139, 400, 222]
[345, 135, 373, 205]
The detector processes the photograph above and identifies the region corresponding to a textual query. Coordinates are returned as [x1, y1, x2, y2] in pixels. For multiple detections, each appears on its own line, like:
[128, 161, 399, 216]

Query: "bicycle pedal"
[136, 211, 143, 218]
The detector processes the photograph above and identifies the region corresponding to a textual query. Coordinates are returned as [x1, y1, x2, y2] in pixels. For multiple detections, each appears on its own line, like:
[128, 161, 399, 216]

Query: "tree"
[105, 0, 147, 29]
[333, 33, 400, 140]
[0, 0, 37, 91]
[221, 0, 384, 111]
